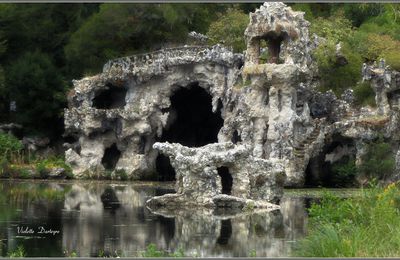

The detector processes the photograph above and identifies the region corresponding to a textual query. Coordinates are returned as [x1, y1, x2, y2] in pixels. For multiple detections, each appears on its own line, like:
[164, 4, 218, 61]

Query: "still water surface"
[0, 180, 354, 257]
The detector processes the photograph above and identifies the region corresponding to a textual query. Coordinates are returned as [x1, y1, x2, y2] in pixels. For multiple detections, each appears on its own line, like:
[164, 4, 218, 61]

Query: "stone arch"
[155, 82, 225, 180]
[247, 32, 289, 65]
[305, 134, 357, 187]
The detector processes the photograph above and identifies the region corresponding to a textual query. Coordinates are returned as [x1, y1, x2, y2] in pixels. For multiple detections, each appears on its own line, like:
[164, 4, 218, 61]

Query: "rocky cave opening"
[101, 143, 121, 170]
[93, 84, 127, 109]
[305, 135, 357, 187]
[155, 83, 224, 181]
[217, 166, 233, 195]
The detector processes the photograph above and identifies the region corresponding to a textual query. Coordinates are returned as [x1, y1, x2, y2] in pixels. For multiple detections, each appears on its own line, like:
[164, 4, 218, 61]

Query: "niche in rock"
[93, 83, 127, 109]
[155, 154, 176, 181]
[259, 32, 285, 64]
[102, 143, 121, 170]
[305, 135, 356, 187]
[231, 130, 241, 144]
[217, 166, 233, 195]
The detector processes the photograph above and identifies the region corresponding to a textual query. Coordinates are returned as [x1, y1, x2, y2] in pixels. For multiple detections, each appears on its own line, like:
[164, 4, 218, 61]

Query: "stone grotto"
[64, 2, 400, 210]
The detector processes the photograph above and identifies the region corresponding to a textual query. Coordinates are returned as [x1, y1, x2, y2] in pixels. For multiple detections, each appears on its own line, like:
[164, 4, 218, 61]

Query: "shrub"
[0, 133, 23, 161]
[382, 50, 400, 71]
[363, 33, 400, 62]
[331, 158, 358, 187]
[206, 8, 248, 52]
[314, 41, 363, 95]
[116, 169, 129, 181]
[35, 156, 73, 178]
[359, 137, 395, 180]
[353, 81, 376, 107]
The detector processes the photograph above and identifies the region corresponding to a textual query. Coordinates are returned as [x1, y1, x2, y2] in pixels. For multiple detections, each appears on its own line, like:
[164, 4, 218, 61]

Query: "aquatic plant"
[7, 245, 26, 258]
[141, 243, 185, 257]
[294, 183, 400, 257]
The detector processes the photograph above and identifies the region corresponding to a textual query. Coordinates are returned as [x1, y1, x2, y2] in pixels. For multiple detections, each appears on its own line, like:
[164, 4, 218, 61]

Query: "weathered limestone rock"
[146, 142, 285, 209]
[64, 1, 400, 208]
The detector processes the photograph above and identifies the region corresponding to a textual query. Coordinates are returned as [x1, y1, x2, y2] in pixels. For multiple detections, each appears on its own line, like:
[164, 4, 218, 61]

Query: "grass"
[294, 183, 400, 257]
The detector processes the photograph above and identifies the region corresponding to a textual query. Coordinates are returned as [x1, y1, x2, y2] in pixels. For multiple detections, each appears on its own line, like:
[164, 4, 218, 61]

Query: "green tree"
[311, 13, 363, 95]
[65, 4, 222, 77]
[206, 8, 248, 52]
[6, 51, 67, 136]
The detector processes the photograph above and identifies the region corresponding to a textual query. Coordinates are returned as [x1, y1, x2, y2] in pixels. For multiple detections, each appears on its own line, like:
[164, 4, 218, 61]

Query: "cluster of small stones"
[64, 2, 400, 211]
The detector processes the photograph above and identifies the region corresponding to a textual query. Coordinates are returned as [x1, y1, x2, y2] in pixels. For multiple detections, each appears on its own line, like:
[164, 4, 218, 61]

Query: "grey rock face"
[64, 2, 317, 208]
[146, 142, 285, 209]
[64, 2, 400, 208]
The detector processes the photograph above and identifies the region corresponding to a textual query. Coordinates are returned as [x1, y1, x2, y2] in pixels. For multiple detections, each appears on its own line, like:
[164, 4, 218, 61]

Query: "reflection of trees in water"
[62, 183, 175, 257]
[0, 181, 309, 257]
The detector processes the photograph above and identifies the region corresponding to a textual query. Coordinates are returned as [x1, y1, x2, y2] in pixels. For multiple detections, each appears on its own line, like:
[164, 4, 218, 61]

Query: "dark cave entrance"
[160, 83, 224, 147]
[93, 83, 127, 109]
[102, 143, 121, 170]
[155, 83, 224, 181]
[217, 167, 233, 195]
[304, 135, 357, 188]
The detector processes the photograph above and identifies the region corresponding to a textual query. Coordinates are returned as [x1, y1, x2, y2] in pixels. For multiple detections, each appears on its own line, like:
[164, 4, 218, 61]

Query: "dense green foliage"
[0, 133, 22, 161]
[353, 81, 376, 107]
[0, 3, 398, 138]
[292, 4, 400, 99]
[359, 137, 395, 180]
[331, 158, 357, 187]
[6, 51, 67, 135]
[206, 8, 248, 52]
[295, 183, 400, 257]
[65, 4, 226, 76]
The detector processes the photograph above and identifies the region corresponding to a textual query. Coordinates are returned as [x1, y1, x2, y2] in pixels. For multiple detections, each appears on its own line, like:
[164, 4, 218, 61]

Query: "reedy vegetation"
[295, 183, 400, 257]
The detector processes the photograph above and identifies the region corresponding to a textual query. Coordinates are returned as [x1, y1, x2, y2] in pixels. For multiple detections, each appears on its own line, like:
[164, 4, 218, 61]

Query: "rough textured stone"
[64, 2, 400, 208]
[146, 142, 285, 209]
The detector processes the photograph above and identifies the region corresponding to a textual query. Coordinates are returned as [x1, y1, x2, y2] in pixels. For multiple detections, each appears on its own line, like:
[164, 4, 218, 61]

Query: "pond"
[0, 180, 359, 257]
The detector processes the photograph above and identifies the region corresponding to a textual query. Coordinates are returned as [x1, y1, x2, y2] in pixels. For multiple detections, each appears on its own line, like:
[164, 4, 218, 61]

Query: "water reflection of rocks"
[61, 182, 307, 257]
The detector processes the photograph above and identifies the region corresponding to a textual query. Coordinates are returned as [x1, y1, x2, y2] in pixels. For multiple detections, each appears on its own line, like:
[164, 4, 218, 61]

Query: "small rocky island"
[63, 2, 400, 210]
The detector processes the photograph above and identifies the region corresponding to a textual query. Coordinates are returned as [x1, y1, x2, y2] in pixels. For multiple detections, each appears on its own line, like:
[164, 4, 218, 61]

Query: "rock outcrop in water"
[64, 2, 400, 208]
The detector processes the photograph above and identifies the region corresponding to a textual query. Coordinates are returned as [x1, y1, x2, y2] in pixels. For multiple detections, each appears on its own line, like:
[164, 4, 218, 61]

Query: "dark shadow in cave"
[231, 130, 241, 144]
[217, 219, 232, 245]
[155, 154, 176, 181]
[93, 83, 127, 109]
[155, 83, 224, 181]
[159, 83, 224, 147]
[217, 166, 233, 195]
[304, 134, 356, 188]
[101, 143, 121, 170]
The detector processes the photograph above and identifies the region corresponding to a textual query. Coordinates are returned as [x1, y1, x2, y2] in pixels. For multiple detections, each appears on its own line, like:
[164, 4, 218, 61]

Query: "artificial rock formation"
[64, 2, 400, 209]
